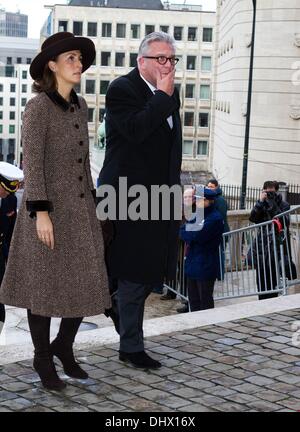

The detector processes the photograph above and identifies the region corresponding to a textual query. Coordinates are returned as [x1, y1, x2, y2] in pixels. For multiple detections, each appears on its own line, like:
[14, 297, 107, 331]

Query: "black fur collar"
[45, 89, 80, 111]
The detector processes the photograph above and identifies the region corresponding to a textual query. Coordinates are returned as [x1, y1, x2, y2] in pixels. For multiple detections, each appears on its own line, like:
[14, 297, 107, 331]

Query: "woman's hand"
[36, 211, 54, 250]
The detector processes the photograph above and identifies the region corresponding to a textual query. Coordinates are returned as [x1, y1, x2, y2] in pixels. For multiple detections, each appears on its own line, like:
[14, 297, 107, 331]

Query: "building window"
[9, 125, 15, 134]
[26, 58, 31, 64]
[0, 112, 2, 120]
[0, 125, 2, 133]
[22, 84, 27, 93]
[203, 28, 213, 42]
[188, 27, 197, 41]
[199, 113, 209, 128]
[10, 98, 15, 106]
[131, 24, 140, 39]
[9, 112, 15, 120]
[130, 53, 138, 68]
[145, 25, 155, 35]
[7, 57, 12, 65]
[200, 84, 210, 100]
[116, 23, 126, 38]
[101, 52, 111, 66]
[184, 112, 194, 127]
[58, 20, 68, 32]
[201, 56, 212, 72]
[174, 26, 183, 41]
[0, 98, 3, 105]
[88, 22, 97, 37]
[17, 57, 22, 64]
[73, 21, 83, 36]
[10, 84, 16, 93]
[74, 83, 81, 94]
[102, 23, 112, 37]
[197, 140, 208, 156]
[21, 98, 27, 107]
[174, 83, 181, 93]
[100, 80, 109, 95]
[22, 70, 27, 79]
[160, 25, 169, 33]
[187, 56, 196, 70]
[183, 140, 193, 156]
[185, 84, 195, 98]
[0, 84, 3, 92]
[86, 80, 95, 94]
[115, 52, 125, 67]
[99, 108, 105, 123]
[88, 108, 94, 123]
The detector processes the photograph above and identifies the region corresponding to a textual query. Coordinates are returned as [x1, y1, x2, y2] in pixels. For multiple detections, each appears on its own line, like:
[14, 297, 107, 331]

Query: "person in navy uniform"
[0, 162, 24, 334]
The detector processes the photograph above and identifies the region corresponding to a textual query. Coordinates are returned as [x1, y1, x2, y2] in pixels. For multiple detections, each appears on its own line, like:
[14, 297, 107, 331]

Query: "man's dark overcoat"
[99, 67, 182, 283]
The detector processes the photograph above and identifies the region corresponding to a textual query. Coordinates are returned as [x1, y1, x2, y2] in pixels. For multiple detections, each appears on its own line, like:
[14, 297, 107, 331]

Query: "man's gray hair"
[138, 32, 176, 57]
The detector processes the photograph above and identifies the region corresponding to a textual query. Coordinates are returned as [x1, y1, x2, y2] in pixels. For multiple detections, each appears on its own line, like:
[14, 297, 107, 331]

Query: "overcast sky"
[0, 0, 217, 38]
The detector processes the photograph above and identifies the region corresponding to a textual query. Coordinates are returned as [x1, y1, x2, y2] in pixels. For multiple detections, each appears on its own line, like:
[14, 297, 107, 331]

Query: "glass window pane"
[88, 108, 94, 123]
[116, 23, 126, 38]
[200, 84, 210, 100]
[197, 141, 208, 156]
[174, 26, 183, 41]
[199, 113, 209, 127]
[86, 80, 95, 94]
[115, 52, 125, 67]
[9, 125, 15, 134]
[130, 53, 138, 68]
[10, 98, 15, 106]
[9, 112, 14, 120]
[201, 56, 212, 71]
[88, 22, 97, 37]
[183, 140, 193, 156]
[10, 84, 16, 92]
[160, 26, 169, 33]
[187, 56, 196, 70]
[102, 23, 112, 37]
[131, 24, 140, 39]
[22, 71, 27, 79]
[188, 27, 197, 41]
[22, 84, 27, 93]
[203, 28, 213, 42]
[100, 80, 110, 95]
[21, 98, 27, 107]
[184, 112, 194, 127]
[145, 25, 155, 35]
[73, 21, 83, 36]
[101, 52, 111, 66]
[99, 108, 105, 123]
[185, 84, 195, 98]
[58, 21, 68, 32]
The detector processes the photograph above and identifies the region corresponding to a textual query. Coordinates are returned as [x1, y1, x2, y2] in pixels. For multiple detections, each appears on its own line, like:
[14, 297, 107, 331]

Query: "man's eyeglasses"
[142, 56, 179, 66]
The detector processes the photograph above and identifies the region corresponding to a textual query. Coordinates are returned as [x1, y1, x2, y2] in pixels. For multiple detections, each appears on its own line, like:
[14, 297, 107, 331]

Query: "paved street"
[1, 308, 300, 412]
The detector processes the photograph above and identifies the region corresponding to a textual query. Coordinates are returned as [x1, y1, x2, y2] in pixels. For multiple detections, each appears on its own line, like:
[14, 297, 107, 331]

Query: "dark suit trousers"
[187, 279, 215, 312]
[0, 250, 5, 326]
[117, 279, 154, 353]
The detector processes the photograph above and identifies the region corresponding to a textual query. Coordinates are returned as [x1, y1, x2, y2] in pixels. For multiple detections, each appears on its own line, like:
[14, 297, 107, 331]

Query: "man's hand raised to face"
[156, 69, 175, 97]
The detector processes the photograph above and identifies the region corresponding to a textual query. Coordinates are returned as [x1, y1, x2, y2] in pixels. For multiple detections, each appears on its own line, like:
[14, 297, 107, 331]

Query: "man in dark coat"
[249, 180, 294, 300]
[0, 162, 23, 334]
[98, 32, 182, 369]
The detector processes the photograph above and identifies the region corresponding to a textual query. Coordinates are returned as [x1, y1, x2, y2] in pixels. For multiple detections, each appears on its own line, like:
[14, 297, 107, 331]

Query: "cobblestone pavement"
[1, 309, 300, 412]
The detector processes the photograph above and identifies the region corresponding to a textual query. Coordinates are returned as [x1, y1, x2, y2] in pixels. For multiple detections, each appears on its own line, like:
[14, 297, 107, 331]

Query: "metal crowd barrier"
[165, 205, 300, 303]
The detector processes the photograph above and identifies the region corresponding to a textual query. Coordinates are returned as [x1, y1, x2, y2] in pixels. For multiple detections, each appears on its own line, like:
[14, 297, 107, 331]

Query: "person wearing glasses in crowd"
[0, 32, 111, 391]
[98, 32, 182, 369]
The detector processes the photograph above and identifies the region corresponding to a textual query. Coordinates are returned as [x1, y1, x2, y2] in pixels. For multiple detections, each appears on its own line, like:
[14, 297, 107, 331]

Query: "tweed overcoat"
[0, 91, 111, 317]
[99, 68, 182, 283]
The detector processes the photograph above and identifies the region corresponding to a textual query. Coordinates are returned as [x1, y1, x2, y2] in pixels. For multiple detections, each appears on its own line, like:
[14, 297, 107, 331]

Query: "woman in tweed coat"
[0, 32, 111, 391]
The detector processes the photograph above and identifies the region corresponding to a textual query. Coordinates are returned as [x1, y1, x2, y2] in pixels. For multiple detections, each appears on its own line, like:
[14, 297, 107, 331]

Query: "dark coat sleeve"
[106, 82, 178, 146]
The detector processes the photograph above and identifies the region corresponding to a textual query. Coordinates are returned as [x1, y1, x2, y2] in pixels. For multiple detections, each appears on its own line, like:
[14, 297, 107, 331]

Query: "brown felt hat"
[30, 32, 96, 80]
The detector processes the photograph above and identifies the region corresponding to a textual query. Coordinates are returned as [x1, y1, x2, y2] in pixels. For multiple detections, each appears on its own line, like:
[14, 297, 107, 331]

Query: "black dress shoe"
[119, 350, 162, 369]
